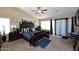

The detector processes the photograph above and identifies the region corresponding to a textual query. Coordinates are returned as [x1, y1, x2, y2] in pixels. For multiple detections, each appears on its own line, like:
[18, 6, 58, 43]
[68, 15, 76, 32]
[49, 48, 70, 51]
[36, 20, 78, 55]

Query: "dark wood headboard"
[19, 21, 34, 31]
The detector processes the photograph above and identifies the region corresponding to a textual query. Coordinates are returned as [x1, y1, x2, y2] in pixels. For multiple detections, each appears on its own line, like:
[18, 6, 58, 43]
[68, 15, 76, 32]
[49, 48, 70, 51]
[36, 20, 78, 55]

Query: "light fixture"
[37, 10, 41, 14]
[32, 7, 47, 14]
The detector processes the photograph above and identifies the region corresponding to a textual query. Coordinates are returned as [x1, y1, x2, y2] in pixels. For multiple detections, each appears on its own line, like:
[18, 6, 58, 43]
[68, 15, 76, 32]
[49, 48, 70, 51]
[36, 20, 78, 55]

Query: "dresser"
[9, 31, 20, 42]
[0, 35, 2, 50]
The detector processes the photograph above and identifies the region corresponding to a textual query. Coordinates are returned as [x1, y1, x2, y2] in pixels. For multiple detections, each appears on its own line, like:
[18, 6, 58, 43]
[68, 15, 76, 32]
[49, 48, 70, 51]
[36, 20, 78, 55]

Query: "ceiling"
[18, 7, 79, 19]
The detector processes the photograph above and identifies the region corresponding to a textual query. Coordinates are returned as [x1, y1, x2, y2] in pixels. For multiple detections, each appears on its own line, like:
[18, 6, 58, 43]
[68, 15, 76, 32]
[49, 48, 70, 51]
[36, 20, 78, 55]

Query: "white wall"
[68, 18, 72, 33]
[0, 7, 37, 32]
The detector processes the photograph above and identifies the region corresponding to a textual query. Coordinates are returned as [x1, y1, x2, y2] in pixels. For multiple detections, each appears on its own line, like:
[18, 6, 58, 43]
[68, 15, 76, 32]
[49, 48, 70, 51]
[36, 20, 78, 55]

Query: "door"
[55, 19, 68, 36]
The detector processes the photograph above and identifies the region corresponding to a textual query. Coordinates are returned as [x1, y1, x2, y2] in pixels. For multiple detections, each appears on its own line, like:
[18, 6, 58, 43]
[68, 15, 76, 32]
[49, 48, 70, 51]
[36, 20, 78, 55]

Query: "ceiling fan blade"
[41, 11, 45, 14]
[41, 9, 47, 11]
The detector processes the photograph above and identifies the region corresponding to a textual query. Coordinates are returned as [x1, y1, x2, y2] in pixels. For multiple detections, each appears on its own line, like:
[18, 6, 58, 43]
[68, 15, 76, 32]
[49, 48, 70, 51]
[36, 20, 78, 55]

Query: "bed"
[21, 32, 34, 41]
[21, 31, 40, 41]
[19, 21, 50, 47]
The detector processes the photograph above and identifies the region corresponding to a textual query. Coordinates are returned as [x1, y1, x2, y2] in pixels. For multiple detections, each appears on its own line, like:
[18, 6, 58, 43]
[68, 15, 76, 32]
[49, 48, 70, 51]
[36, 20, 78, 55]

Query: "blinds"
[41, 21, 50, 30]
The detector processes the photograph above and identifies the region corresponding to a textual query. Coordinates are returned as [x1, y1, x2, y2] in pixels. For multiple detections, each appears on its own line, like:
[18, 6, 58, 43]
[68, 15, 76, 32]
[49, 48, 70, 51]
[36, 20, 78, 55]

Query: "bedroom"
[0, 7, 79, 51]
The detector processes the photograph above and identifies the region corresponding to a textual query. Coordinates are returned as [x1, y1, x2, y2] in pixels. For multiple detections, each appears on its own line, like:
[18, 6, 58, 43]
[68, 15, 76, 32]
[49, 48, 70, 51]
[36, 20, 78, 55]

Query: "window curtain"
[71, 17, 74, 32]
[56, 20, 61, 36]
[50, 19, 53, 34]
[55, 19, 68, 36]
[61, 19, 68, 36]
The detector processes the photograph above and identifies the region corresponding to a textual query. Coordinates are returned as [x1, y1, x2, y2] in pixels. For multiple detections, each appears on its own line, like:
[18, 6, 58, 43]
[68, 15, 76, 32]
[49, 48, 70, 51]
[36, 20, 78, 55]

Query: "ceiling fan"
[32, 7, 47, 14]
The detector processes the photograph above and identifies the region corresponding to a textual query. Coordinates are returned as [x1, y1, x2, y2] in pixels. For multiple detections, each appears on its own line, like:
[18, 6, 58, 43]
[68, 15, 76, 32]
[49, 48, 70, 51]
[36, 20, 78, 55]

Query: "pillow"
[26, 28, 29, 32]
[32, 28, 35, 31]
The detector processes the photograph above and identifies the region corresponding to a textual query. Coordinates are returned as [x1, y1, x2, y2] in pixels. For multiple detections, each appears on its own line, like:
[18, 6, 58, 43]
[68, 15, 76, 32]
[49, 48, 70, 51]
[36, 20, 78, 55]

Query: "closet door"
[56, 20, 61, 35]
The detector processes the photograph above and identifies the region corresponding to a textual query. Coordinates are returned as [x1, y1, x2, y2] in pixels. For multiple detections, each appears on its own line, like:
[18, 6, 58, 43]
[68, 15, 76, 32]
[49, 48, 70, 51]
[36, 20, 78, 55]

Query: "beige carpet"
[1, 35, 74, 51]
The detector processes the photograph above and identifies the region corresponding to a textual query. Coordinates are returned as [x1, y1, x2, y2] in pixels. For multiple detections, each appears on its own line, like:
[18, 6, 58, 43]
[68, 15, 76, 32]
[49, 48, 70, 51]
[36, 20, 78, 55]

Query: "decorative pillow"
[32, 28, 35, 31]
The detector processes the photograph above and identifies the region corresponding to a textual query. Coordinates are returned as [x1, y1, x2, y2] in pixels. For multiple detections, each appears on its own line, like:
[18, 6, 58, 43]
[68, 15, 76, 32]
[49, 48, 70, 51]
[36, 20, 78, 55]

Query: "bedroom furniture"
[68, 32, 79, 51]
[0, 35, 2, 50]
[21, 30, 50, 46]
[29, 30, 50, 46]
[35, 26, 41, 31]
[19, 20, 50, 47]
[0, 41, 2, 50]
[9, 31, 20, 42]
[30, 31, 45, 46]
[19, 21, 34, 31]
[21, 31, 34, 41]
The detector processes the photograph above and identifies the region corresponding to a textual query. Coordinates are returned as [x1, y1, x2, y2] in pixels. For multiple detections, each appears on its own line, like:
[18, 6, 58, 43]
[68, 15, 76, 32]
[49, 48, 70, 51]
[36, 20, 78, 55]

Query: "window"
[40, 20, 50, 30]
[0, 18, 10, 35]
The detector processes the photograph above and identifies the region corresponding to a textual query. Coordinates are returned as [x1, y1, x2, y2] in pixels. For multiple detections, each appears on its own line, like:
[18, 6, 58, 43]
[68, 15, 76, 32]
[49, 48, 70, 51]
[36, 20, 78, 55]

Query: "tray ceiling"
[18, 7, 79, 19]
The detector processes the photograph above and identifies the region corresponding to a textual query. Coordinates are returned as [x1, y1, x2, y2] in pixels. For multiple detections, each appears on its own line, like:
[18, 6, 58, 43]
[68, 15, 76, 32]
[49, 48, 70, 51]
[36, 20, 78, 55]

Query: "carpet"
[38, 37, 51, 48]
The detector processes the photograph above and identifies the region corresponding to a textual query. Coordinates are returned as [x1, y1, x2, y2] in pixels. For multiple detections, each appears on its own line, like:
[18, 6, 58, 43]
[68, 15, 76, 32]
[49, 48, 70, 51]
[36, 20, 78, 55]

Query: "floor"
[1, 35, 74, 51]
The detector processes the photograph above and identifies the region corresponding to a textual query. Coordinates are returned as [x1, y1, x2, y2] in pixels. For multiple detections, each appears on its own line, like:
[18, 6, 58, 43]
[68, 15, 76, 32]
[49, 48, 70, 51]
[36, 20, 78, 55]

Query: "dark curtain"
[66, 18, 68, 36]
[71, 17, 74, 32]
[50, 19, 53, 34]
[54, 19, 57, 35]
